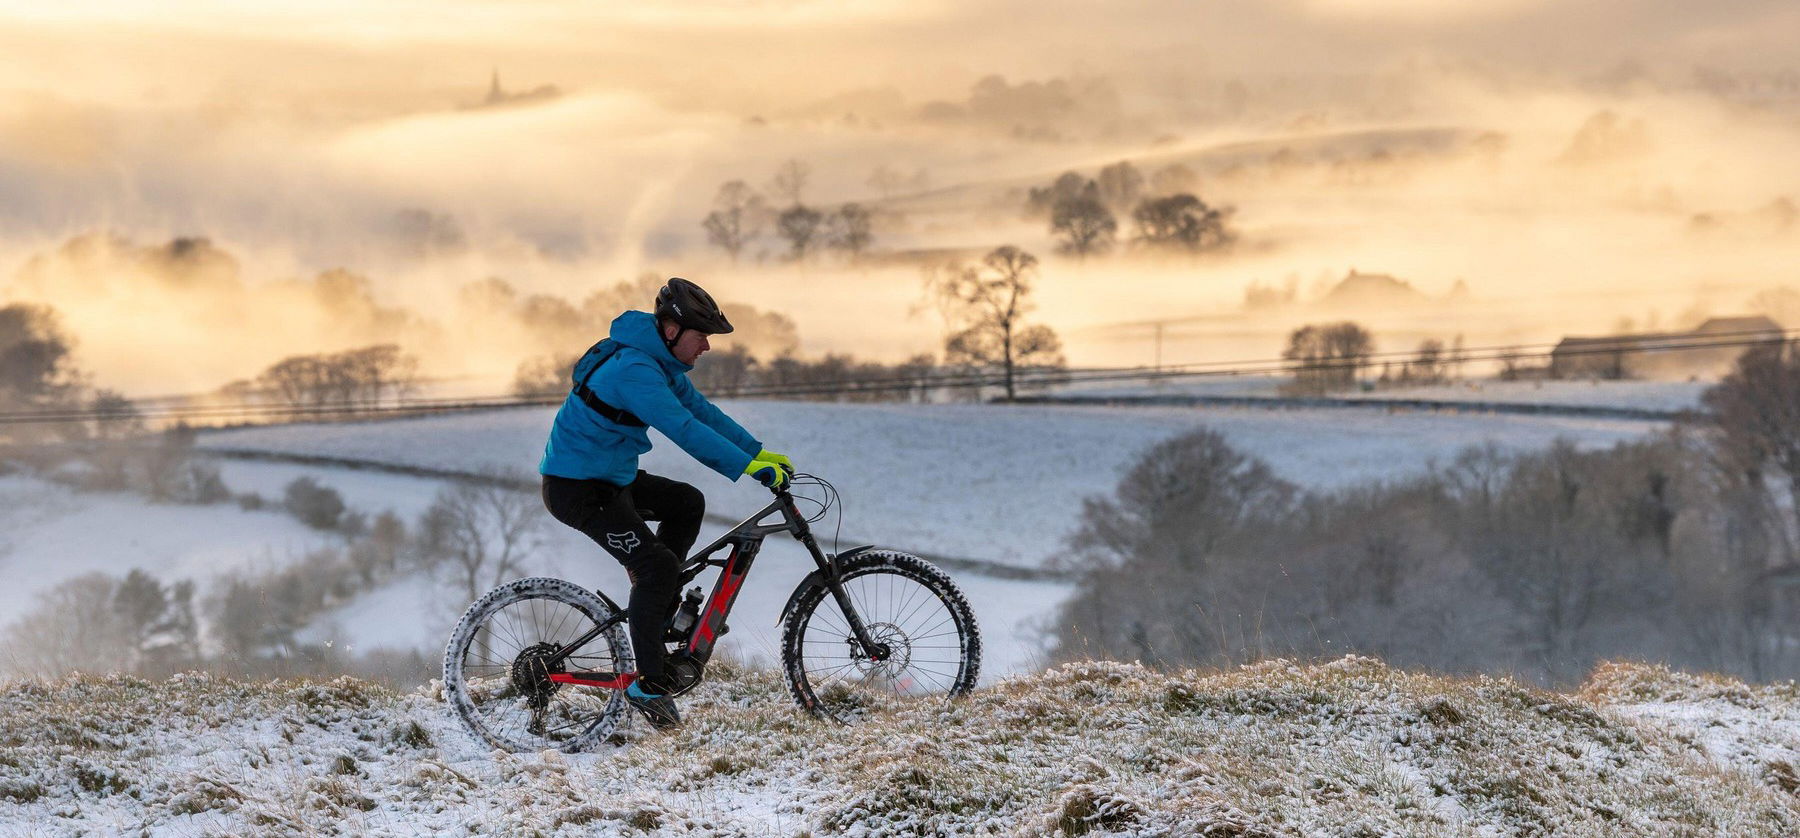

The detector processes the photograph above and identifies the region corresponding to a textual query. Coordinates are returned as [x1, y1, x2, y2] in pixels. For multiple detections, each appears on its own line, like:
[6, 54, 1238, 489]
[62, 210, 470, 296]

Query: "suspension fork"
[783, 492, 889, 660]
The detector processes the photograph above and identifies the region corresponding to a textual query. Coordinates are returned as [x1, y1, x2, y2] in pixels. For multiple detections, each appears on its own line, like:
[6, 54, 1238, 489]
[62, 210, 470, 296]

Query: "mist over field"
[0, 0, 1796, 395]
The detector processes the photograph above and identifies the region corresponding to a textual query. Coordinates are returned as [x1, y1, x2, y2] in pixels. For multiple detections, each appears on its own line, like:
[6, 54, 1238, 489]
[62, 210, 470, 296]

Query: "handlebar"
[757, 463, 798, 493]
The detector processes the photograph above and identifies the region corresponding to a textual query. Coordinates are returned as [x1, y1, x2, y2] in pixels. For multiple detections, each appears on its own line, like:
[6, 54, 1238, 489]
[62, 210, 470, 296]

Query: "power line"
[0, 327, 1787, 427]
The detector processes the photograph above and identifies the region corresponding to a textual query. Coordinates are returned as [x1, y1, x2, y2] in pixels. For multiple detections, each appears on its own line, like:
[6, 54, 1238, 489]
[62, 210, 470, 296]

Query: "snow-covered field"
[2, 659, 1796, 836]
[197, 400, 1664, 566]
[0, 475, 331, 627]
[0, 400, 1670, 685]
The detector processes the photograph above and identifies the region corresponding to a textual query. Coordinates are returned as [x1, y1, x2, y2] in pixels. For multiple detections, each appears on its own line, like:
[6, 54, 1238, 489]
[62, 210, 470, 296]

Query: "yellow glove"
[744, 456, 789, 489]
[759, 449, 795, 474]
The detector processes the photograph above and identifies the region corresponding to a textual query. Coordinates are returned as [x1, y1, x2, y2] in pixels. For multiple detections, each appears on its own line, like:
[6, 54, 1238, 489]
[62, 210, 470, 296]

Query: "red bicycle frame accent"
[548, 671, 637, 689]
[691, 547, 746, 649]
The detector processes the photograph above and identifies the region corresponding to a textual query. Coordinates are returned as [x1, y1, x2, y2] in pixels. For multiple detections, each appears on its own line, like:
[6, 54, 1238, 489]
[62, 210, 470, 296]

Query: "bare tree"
[927, 245, 1065, 401]
[1283, 321, 1375, 395]
[259, 354, 333, 408]
[284, 476, 347, 531]
[769, 158, 811, 207]
[1050, 193, 1117, 256]
[1096, 160, 1145, 211]
[1, 573, 133, 678]
[1025, 171, 1092, 219]
[1071, 427, 1298, 571]
[1132, 193, 1234, 252]
[776, 205, 825, 259]
[828, 203, 874, 260]
[1703, 341, 1800, 541]
[0, 303, 81, 439]
[254, 344, 418, 410]
[113, 569, 198, 676]
[422, 481, 546, 605]
[1405, 339, 1447, 384]
[336, 344, 418, 405]
[89, 389, 144, 441]
[701, 180, 765, 262]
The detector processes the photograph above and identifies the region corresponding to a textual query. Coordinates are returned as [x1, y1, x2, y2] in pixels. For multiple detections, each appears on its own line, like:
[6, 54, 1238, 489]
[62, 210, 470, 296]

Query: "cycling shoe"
[626, 680, 682, 731]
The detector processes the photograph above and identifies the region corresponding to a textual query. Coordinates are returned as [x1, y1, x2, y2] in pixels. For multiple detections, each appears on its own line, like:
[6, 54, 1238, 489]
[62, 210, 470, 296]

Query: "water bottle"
[666, 586, 703, 640]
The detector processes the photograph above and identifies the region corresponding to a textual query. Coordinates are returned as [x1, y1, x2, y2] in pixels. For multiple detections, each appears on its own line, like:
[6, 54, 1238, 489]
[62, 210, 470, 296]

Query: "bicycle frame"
[546, 481, 885, 689]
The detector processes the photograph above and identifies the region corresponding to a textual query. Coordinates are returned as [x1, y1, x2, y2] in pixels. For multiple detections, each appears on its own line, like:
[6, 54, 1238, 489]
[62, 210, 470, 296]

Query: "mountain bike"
[441, 472, 982, 752]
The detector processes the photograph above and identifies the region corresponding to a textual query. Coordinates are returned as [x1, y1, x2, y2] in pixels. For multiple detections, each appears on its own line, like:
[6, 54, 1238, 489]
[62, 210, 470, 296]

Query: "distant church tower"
[487, 68, 503, 104]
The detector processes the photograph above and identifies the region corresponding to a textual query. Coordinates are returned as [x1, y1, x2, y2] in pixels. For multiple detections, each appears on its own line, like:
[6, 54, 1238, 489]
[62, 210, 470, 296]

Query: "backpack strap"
[572, 344, 647, 427]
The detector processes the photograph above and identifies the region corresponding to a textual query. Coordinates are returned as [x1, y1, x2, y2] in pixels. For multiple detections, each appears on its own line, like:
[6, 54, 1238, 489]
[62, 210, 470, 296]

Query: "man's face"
[665, 323, 712, 364]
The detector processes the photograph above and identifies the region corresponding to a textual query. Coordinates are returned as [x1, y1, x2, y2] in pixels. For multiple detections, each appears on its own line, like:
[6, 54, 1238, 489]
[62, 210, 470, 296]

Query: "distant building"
[462, 70, 561, 111]
[1320, 269, 1430, 308]
[1549, 315, 1783, 379]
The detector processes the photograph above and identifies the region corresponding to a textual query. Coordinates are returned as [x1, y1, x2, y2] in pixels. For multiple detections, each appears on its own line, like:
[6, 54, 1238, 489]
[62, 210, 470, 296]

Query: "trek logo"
[606, 531, 641, 553]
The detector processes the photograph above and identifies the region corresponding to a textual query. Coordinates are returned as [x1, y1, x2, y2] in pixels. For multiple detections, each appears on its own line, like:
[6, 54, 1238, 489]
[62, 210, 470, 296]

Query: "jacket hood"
[609, 310, 692, 373]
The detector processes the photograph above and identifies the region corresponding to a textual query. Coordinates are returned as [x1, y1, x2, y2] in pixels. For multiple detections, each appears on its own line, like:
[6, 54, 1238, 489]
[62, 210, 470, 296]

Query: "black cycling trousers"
[541, 471, 705, 690]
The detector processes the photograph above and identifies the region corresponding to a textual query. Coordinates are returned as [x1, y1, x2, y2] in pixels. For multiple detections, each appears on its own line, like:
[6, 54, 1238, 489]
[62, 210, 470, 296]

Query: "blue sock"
[627, 680, 663, 699]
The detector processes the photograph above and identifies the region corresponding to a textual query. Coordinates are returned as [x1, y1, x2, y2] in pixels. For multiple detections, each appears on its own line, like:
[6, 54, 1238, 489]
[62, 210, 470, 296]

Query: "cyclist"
[539, 277, 793, 730]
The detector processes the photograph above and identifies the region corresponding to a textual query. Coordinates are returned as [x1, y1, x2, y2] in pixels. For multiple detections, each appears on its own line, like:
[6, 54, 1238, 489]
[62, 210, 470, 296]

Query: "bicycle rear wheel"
[780, 550, 981, 723]
[442, 577, 633, 753]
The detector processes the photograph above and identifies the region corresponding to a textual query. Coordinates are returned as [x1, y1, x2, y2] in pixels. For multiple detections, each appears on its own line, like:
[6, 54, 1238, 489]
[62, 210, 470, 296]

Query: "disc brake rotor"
[847, 622, 913, 679]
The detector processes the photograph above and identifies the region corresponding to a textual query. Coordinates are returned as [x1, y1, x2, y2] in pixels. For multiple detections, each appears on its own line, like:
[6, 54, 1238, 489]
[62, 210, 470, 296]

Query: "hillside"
[3, 658, 1797, 836]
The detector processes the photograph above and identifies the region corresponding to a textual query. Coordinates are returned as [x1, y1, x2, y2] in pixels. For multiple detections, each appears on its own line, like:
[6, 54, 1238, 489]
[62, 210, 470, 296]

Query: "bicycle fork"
[788, 505, 891, 663]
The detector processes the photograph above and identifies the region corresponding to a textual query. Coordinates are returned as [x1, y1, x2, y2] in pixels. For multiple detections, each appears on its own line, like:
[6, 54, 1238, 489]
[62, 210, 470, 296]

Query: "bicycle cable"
[785, 472, 844, 557]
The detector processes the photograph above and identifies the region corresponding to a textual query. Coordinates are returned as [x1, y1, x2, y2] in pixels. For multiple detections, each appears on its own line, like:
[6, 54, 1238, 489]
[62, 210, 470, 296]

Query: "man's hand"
[759, 449, 795, 476]
[745, 456, 790, 489]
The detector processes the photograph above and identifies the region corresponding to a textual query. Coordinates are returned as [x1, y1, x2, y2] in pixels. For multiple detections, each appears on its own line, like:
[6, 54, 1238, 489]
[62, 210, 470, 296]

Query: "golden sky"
[0, 1, 1796, 392]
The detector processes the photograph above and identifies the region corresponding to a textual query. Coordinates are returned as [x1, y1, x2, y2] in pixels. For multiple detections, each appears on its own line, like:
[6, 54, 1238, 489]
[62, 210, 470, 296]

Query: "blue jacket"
[539, 310, 761, 484]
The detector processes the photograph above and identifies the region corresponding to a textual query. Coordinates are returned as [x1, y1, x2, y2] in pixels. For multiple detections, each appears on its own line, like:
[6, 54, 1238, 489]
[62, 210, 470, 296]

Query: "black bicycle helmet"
[654, 277, 734, 334]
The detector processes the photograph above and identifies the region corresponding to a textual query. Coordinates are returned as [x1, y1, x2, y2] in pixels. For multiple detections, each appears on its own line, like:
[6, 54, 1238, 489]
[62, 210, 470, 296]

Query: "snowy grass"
[3, 658, 1797, 836]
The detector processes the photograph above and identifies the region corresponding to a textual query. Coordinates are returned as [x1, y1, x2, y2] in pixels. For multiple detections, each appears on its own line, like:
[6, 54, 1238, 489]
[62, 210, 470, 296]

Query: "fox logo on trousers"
[606, 531, 641, 553]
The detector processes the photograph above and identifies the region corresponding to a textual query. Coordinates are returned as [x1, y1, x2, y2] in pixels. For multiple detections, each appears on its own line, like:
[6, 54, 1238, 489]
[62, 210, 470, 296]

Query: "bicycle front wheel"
[442, 577, 632, 753]
[780, 550, 981, 723]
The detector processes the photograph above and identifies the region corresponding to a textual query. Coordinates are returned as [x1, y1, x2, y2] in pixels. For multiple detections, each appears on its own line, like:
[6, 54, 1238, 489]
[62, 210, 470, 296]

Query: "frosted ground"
[3, 659, 1797, 836]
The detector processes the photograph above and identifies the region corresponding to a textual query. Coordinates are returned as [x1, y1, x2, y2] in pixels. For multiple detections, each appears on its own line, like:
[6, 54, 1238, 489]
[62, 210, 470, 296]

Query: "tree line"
[703, 160, 878, 263]
[1053, 343, 1800, 686]
[1026, 160, 1235, 257]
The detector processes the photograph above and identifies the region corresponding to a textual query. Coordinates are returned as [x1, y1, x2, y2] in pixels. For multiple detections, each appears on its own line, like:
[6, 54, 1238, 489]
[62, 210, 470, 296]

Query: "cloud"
[0, 0, 1797, 393]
